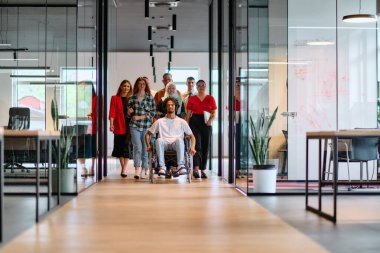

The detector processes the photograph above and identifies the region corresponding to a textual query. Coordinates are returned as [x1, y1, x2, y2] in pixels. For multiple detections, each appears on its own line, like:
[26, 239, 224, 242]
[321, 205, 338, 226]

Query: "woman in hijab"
[156, 82, 186, 119]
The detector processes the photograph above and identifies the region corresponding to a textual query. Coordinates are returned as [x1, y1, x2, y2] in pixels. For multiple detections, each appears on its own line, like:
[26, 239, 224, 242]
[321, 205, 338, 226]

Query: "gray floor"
[0, 195, 73, 247]
[252, 195, 380, 253]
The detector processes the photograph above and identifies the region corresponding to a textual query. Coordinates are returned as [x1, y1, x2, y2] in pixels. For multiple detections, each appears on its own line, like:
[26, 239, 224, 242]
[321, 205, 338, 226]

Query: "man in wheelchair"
[145, 97, 196, 177]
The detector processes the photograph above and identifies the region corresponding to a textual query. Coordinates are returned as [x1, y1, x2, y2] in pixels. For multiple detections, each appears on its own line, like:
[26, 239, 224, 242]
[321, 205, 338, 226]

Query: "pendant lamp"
[342, 0, 377, 23]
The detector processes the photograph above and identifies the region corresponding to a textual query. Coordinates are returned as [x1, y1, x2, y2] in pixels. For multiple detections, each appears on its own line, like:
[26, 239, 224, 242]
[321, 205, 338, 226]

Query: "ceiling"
[114, 0, 210, 52]
[0, 0, 210, 52]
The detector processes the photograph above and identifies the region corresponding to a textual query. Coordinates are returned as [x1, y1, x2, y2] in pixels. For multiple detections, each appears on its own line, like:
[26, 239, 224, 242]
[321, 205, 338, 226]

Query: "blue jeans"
[155, 137, 185, 169]
[130, 127, 148, 169]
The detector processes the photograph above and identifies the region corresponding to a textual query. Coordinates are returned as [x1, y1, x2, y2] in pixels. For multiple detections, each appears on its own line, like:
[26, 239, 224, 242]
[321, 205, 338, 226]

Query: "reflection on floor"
[0, 195, 74, 246]
[1, 166, 328, 253]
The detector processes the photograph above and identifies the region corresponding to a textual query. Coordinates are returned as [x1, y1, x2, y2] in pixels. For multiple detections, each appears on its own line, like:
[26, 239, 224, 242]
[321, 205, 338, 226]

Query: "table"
[306, 129, 380, 223]
[3, 129, 60, 223]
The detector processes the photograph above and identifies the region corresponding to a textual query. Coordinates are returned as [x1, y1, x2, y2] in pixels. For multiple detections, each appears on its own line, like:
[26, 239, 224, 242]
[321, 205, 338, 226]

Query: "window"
[165, 67, 199, 93]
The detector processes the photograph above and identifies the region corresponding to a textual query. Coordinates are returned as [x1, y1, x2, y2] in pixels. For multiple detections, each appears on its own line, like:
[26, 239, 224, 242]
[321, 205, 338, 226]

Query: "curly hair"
[163, 97, 179, 113]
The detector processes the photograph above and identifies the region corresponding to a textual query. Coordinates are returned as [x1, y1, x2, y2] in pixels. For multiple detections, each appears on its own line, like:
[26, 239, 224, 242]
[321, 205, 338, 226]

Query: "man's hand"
[190, 147, 196, 156]
[206, 120, 212, 126]
[110, 124, 114, 132]
[146, 144, 152, 153]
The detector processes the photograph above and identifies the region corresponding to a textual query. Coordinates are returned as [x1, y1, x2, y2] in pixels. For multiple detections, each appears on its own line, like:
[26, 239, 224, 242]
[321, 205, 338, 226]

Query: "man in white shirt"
[146, 97, 196, 176]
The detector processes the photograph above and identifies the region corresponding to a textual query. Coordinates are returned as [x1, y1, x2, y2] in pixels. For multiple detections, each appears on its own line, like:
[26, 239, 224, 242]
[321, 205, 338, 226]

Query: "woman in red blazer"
[109, 80, 133, 177]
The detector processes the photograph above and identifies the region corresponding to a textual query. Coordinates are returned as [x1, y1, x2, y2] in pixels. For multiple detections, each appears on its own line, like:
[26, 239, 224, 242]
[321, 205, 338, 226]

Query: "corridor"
[0, 169, 328, 253]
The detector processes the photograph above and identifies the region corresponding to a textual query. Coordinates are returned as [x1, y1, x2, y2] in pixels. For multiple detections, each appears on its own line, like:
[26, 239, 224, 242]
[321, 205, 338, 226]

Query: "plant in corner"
[51, 92, 76, 193]
[249, 106, 278, 166]
[249, 106, 278, 193]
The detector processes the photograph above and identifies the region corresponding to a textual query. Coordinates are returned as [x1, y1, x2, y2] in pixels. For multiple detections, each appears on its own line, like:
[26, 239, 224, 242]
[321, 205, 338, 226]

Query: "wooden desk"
[3, 129, 60, 223]
[306, 129, 380, 223]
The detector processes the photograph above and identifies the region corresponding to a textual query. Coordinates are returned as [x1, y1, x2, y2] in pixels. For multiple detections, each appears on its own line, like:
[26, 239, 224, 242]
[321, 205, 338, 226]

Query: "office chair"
[7, 107, 30, 130]
[4, 107, 31, 173]
[326, 137, 378, 187]
[278, 130, 288, 178]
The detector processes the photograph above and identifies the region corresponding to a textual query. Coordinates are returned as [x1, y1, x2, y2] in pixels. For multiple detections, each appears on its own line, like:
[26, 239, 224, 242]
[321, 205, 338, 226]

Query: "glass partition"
[235, 0, 248, 192]
[0, 1, 98, 243]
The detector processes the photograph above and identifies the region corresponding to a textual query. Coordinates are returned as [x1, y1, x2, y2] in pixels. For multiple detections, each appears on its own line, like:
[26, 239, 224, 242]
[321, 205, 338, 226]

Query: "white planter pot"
[252, 165, 277, 193]
[52, 168, 76, 194]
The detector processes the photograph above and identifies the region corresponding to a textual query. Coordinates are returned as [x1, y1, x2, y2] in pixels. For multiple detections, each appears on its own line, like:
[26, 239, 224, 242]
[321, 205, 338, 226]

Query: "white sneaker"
[134, 167, 142, 179]
[158, 167, 166, 176]
[177, 166, 187, 175]
[140, 168, 148, 179]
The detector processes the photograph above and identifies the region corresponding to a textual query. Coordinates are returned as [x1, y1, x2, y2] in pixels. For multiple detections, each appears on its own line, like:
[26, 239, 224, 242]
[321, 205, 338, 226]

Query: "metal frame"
[306, 130, 380, 223]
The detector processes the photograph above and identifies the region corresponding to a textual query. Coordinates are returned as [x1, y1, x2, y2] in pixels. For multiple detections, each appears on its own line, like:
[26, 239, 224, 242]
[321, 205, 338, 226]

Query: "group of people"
[109, 73, 217, 180]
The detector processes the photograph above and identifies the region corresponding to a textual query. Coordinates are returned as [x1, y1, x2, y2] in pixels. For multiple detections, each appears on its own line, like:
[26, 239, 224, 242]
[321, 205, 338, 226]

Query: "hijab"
[162, 82, 183, 115]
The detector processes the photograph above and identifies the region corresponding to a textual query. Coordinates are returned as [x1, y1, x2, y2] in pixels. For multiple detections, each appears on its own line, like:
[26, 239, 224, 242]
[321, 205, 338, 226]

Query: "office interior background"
[1, 0, 380, 245]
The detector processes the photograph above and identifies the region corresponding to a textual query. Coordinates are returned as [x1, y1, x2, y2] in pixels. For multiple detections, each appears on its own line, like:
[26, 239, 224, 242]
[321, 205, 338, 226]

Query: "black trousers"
[189, 114, 211, 170]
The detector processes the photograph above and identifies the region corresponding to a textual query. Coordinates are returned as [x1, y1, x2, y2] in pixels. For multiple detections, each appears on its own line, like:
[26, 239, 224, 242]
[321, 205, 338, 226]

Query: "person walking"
[156, 82, 186, 119]
[186, 80, 217, 179]
[109, 80, 133, 177]
[182, 76, 196, 110]
[154, 73, 182, 105]
[128, 76, 156, 179]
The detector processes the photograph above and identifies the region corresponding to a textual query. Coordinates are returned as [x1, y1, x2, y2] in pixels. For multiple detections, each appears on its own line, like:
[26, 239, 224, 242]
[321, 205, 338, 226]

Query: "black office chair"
[326, 137, 378, 186]
[4, 107, 32, 173]
[278, 130, 288, 178]
[7, 107, 30, 130]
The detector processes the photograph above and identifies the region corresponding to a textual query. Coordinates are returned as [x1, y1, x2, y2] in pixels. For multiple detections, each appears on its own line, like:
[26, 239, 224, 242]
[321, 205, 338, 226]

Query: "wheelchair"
[148, 135, 193, 183]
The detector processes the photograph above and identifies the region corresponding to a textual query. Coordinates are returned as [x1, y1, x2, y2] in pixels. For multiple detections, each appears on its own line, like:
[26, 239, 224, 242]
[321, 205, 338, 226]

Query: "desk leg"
[36, 140, 40, 222]
[306, 137, 309, 207]
[0, 141, 3, 242]
[332, 137, 338, 223]
[57, 139, 60, 205]
[48, 140, 51, 211]
[318, 139, 322, 211]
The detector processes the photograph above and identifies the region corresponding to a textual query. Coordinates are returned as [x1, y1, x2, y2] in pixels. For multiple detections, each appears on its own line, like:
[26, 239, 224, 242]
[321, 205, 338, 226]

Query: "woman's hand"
[128, 107, 134, 115]
[110, 124, 114, 132]
[206, 120, 212, 126]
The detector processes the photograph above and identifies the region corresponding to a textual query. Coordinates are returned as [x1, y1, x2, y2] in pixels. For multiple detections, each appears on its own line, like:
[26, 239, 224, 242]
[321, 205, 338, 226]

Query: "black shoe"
[193, 171, 200, 179]
[121, 173, 127, 178]
[201, 171, 208, 179]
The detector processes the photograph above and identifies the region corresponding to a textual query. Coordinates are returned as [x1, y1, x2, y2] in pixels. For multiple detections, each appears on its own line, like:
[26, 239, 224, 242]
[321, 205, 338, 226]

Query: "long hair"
[116, 80, 132, 97]
[133, 76, 152, 95]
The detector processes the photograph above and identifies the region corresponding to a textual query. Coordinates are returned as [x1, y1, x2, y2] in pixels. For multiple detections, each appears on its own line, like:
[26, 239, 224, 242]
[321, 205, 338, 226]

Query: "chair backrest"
[7, 107, 30, 130]
[351, 137, 378, 161]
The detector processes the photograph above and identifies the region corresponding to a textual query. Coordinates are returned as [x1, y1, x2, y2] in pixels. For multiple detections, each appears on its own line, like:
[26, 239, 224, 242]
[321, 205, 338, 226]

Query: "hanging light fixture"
[170, 36, 174, 49]
[145, 0, 149, 18]
[172, 14, 177, 31]
[148, 26, 152, 41]
[342, 0, 377, 23]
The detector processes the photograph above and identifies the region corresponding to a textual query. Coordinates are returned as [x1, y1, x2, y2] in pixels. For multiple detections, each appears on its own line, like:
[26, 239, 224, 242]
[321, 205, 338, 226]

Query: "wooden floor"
[1, 168, 329, 253]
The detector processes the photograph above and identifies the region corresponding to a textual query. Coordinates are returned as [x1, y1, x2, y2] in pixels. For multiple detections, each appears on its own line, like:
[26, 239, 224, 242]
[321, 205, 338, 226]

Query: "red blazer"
[87, 95, 97, 134]
[109, 95, 126, 134]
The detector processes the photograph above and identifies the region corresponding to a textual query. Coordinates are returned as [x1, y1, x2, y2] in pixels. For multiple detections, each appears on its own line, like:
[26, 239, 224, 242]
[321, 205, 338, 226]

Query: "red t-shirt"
[187, 95, 217, 115]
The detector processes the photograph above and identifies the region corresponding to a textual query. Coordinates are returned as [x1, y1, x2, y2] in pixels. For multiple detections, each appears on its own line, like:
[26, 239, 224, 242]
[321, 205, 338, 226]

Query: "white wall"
[106, 52, 209, 155]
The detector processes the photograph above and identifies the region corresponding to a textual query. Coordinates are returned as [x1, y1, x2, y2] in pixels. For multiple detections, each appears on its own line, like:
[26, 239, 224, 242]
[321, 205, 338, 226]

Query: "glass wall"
[0, 0, 98, 243]
[235, 0, 249, 192]
[237, 0, 378, 194]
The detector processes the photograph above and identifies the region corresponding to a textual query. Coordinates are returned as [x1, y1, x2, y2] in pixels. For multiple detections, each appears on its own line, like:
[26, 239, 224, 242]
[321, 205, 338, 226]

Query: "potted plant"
[249, 107, 278, 193]
[51, 95, 76, 193]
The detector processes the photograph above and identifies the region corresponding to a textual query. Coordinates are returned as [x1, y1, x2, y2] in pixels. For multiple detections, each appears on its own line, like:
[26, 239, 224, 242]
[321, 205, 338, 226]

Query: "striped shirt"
[128, 93, 156, 131]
